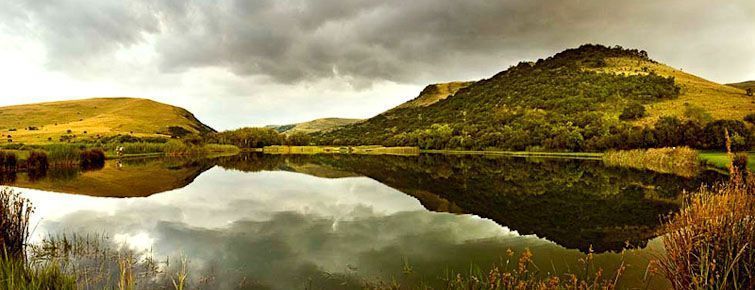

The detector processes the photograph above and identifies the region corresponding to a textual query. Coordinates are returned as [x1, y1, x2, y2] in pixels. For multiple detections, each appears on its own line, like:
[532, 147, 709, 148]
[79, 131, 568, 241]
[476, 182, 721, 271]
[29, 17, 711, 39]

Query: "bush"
[744, 113, 755, 125]
[619, 103, 646, 120]
[0, 151, 17, 171]
[25, 151, 49, 171]
[79, 149, 105, 170]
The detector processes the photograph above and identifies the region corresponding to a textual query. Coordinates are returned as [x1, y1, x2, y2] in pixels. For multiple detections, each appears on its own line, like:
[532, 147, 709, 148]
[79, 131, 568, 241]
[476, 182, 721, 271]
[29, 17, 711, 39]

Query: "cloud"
[4, 0, 753, 85]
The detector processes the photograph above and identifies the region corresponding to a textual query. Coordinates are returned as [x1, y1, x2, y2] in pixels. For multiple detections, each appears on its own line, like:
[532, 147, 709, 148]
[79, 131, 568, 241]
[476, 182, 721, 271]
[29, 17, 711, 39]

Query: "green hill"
[727, 80, 755, 91]
[316, 44, 754, 151]
[272, 118, 363, 135]
[0, 97, 214, 144]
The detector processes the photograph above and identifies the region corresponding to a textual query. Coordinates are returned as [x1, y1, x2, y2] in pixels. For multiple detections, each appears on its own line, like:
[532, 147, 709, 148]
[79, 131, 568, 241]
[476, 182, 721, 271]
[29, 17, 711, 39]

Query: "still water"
[1, 153, 725, 289]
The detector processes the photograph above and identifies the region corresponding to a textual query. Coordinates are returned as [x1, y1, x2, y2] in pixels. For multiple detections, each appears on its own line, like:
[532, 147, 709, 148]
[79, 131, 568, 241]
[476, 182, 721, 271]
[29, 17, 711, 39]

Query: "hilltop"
[316, 44, 754, 151]
[393, 81, 474, 109]
[271, 118, 363, 134]
[0, 98, 215, 144]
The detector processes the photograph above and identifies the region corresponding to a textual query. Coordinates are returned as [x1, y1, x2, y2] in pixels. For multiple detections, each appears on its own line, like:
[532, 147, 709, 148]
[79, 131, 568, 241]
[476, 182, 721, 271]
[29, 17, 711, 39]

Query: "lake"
[1, 153, 726, 289]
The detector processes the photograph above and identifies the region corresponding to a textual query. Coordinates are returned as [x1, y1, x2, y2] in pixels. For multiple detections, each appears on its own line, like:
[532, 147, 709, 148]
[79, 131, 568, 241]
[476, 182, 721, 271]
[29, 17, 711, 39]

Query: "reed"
[656, 145, 754, 289]
[603, 146, 700, 177]
[0, 188, 33, 260]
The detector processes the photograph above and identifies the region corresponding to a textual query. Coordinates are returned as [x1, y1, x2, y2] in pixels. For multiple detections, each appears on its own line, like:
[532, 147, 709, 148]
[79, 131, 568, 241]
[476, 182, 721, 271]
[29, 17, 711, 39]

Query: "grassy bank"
[602, 147, 700, 177]
[699, 152, 755, 171]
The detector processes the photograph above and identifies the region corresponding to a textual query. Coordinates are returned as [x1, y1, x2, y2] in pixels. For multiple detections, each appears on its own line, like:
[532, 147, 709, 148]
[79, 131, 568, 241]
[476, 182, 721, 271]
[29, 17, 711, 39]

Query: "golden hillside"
[278, 118, 363, 134]
[0, 98, 214, 144]
[594, 57, 755, 126]
[395, 81, 474, 109]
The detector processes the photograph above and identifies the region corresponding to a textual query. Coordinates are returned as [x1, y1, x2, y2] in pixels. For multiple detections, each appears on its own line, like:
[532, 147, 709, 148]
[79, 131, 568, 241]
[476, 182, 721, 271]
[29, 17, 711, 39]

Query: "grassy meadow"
[0, 98, 212, 144]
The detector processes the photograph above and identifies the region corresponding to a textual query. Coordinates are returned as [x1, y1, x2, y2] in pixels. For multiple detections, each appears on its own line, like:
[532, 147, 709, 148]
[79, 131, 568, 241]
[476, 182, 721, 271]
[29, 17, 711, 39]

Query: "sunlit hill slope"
[0, 98, 215, 144]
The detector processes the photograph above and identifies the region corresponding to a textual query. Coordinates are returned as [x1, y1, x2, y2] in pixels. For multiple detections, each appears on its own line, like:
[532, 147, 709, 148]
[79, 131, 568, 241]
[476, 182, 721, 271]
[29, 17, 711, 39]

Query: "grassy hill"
[727, 80, 755, 91]
[394, 81, 474, 109]
[0, 98, 214, 144]
[272, 118, 363, 134]
[316, 44, 754, 151]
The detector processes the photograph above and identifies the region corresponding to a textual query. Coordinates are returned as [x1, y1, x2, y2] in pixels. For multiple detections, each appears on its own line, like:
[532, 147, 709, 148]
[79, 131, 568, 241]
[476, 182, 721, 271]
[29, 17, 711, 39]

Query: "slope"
[316, 44, 754, 152]
[0, 97, 214, 144]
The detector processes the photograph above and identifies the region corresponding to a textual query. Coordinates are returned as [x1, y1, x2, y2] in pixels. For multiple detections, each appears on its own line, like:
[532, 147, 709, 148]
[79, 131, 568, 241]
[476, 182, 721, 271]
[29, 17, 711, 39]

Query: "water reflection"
[2, 153, 725, 289]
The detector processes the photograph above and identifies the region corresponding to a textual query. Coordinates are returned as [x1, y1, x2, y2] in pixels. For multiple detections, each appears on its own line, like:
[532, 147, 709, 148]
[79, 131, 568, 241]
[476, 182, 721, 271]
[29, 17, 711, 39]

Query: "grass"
[359, 248, 628, 290]
[264, 145, 420, 156]
[0, 188, 78, 289]
[655, 160, 754, 289]
[394, 81, 474, 109]
[593, 57, 755, 126]
[0, 97, 212, 144]
[602, 147, 700, 177]
[279, 118, 364, 134]
[699, 152, 755, 171]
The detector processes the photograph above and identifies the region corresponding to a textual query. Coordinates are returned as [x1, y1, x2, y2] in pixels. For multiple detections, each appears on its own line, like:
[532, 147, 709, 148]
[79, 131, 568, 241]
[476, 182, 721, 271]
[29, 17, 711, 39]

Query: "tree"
[287, 132, 311, 146]
[619, 103, 646, 120]
[654, 116, 683, 147]
[168, 126, 192, 138]
[703, 120, 751, 151]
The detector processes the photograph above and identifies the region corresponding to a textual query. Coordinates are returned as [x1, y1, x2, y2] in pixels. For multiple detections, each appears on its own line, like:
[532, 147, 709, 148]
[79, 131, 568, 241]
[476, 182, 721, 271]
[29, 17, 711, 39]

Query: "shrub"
[0, 151, 18, 171]
[744, 113, 755, 125]
[25, 151, 49, 171]
[619, 103, 646, 120]
[79, 149, 105, 170]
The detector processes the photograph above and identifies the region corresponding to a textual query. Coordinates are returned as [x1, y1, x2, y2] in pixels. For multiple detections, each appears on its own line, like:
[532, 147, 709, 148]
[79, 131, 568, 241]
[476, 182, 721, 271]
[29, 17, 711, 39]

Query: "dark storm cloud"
[4, 0, 754, 83]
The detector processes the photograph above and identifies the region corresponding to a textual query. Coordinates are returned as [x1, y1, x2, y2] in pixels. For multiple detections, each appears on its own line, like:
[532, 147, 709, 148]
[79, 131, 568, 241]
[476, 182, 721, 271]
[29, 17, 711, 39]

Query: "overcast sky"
[0, 0, 753, 130]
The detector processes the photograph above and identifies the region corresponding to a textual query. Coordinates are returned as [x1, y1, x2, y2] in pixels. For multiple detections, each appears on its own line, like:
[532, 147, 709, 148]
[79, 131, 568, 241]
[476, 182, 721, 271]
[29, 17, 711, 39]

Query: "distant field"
[277, 118, 363, 134]
[595, 57, 755, 126]
[699, 152, 755, 171]
[0, 98, 214, 144]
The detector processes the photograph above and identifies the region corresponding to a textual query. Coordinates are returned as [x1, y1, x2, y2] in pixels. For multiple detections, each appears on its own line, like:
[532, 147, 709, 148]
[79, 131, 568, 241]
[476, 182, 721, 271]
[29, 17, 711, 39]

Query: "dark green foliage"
[168, 126, 192, 138]
[316, 44, 681, 151]
[207, 127, 285, 148]
[619, 103, 646, 120]
[745, 113, 755, 125]
[26, 151, 49, 171]
[0, 151, 18, 171]
[654, 116, 683, 147]
[703, 120, 750, 151]
[79, 149, 105, 170]
[286, 132, 311, 146]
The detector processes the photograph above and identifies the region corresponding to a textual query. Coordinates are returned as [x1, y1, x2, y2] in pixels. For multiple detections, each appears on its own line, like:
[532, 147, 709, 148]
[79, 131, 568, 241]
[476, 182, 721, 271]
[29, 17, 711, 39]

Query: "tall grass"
[656, 137, 754, 289]
[0, 188, 33, 260]
[0, 188, 77, 289]
[603, 146, 700, 177]
[41, 144, 82, 166]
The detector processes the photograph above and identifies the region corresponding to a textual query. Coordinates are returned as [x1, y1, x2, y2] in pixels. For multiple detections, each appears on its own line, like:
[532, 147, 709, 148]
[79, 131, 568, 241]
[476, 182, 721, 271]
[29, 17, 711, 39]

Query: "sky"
[0, 0, 753, 130]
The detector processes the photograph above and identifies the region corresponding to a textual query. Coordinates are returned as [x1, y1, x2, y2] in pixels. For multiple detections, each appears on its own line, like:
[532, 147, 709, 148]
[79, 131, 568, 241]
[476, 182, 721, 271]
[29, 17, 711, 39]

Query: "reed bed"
[603, 146, 700, 177]
[656, 149, 754, 289]
[0, 188, 33, 260]
[362, 248, 625, 290]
